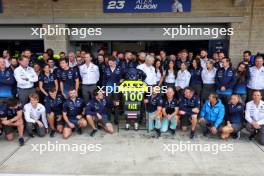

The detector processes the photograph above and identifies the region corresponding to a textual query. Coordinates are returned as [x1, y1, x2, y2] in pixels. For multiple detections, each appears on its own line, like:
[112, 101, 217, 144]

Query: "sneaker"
[134, 123, 139, 131]
[203, 128, 209, 137]
[169, 128, 176, 136]
[190, 130, 195, 139]
[155, 129, 161, 138]
[50, 130, 56, 138]
[90, 129, 97, 137]
[125, 123, 130, 131]
[18, 137, 25, 146]
[77, 128, 83, 135]
[28, 133, 35, 138]
[249, 133, 256, 140]
[232, 131, 241, 140]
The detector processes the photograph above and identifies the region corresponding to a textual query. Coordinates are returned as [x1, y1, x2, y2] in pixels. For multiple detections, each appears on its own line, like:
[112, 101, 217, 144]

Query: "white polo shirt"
[137, 63, 156, 85]
[201, 68, 217, 84]
[175, 70, 191, 89]
[247, 66, 264, 90]
[14, 65, 38, 89]
[245, 100, 264, 125]
[24, 103, 48, 128]
[79, 62, 99, 85]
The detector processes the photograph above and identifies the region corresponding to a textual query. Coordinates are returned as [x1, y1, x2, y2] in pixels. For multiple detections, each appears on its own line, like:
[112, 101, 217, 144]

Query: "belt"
[18, 87, 34, 90]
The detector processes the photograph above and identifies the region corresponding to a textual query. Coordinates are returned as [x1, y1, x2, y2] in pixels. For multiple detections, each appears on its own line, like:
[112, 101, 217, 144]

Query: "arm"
[75, 78, 79, 93]
[54, 79, 59, 92]
[39, 81, 48, 96]
[95, 66, 100, 83]
[14, 69, 28, 85]
[41, 106, 48, 128]
[23, 105, 36, 124]
[28, 68, 38, 83]
[199, 103, 207, 118]
[245, 103, 253, 123]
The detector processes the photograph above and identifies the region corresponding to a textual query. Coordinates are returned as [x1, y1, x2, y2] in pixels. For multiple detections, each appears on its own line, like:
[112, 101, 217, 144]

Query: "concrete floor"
[0, 127, 264, 176]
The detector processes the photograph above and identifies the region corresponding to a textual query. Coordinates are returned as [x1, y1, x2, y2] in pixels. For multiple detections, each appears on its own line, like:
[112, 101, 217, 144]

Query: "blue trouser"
[161, 115, 177, 132]
[148, 111, 161, 131]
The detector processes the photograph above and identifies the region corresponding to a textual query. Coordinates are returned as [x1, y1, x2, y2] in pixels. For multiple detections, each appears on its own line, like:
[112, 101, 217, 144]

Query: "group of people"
[0, 48, 264, 146]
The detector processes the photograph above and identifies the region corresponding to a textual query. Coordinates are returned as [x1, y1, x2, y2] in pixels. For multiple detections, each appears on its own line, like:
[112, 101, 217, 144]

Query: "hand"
[252, 121, 261, 129]
[227, 121, 232, 127]
[36, 121, 43, 128]
[211, 127, 217, 134]
[192, 108, 199, 114]
[220, 86, 226, 91]
[167, 114, 172, 120]
[22, 77, 29, 81]
[68, 122, 75, 129]
[76, 115, 82, 120]
[97, 113, 102, 119]
[114, 101, 119, 106]
[62, 93, 67, 99]
[144, 99, 148, 104]
[179, 111, 186, 115]
[198, 117, 205, 123]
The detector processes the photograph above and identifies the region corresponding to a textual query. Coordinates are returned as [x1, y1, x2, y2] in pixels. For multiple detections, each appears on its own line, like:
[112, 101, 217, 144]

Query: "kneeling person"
[161, 87, 179, 135]
[221, 94, 244, 139]
[144, 86, 163, 137]
[199, 93, 225, 137]
[62, 88, 87, 139]
[0, 98, 24, 146]
[178, 87, 200, 139]
[24, 93, 48, 137]
[85, 90, 114, 137]
[44, 87, 65, 137]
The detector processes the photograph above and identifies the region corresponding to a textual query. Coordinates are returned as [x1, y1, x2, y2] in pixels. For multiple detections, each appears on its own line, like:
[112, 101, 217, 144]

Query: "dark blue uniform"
[227, 103, 244, 124]
[103, 65, 123, 87]
[63, 97, 84, 125]
[120, 60, 138, 71]
[163, 98, 178, 115]
[39, 73, 57, 93]
[215, 67, 236, 95]
[146, 95, 163, 113]
[175, 58, 191, 70]
[189, 67, 203, 86]
[57, 68, 79, 95]
[125, 67, 146, 81]
[0, 68, 15, 98]
[179, 95, 200, 116]
[44, 94, 64, 116]
[85, 98, 110, 123]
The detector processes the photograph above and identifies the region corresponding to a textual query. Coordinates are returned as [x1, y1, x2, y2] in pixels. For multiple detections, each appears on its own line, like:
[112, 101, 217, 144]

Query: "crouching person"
[62, 88, 87, 139]
[144, 86, 163, 137]
[221, 94, 244, 140]
[161, 87, 178, 135]
[24, 93, 48, 137]
[44, 87, 65, 137]
[199, 93, 225, 137]
[85, 90, 114, 137]
[245, 90, 264, 145]
[0, 98, 24, 146]
[178, 87, 200, 139]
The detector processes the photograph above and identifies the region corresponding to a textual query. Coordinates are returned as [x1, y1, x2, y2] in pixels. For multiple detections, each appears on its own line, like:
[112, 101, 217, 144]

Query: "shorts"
[64, 118, 79, 128]
[231, 123, 242, 133]
[102, 114, 110, 123]
[180, 114, 195, 126]
[3, 125, 16, 135]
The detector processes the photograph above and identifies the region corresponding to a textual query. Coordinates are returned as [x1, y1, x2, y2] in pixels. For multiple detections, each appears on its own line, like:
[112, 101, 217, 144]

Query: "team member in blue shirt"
[144, 86, 163, 137]
[39, 64, 58, 101]
[62, 88, 87, 139]
[44, 87, 65, 137]
[0, 98, 24, 146]
[57, 58, 79, 98]
[221, 94, 244, 140]
[199, 93, 225, 137]
[85, 90, 114, 137]
[161, 87, 179, 135]
[0, 57, 16, 100]
[178, 87, 200, 139]
[189, 57, 203, 98]
[215, 57, 236, 119]
[103, 56, 124, 124]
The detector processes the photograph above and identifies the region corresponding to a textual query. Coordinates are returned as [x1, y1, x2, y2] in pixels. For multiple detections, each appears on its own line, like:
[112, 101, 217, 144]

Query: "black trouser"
[26, 122, 46, 137]
[82, 84, 97, 104]
[18, 88, 35, 107]
[246, 123, 264, 145]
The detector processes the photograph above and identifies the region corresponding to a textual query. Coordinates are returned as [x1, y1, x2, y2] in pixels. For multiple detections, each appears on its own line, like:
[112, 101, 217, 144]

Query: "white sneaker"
[134, 123, 139, 131]
[125, 123, 130, 130]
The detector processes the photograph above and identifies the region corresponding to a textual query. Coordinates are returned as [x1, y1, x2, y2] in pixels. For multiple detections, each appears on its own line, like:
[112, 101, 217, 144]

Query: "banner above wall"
[103, 0, 191, 13]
